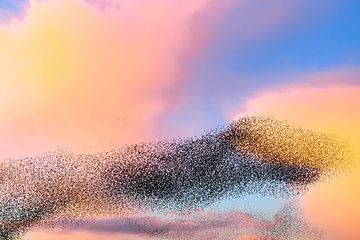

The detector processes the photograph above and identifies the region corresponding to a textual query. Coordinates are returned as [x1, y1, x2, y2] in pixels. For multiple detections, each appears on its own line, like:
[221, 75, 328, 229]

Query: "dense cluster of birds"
[0, 116, 352, 239]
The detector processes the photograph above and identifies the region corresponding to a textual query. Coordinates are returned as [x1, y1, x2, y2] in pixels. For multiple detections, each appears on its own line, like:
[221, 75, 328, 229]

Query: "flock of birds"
[0, 117, 352, 240]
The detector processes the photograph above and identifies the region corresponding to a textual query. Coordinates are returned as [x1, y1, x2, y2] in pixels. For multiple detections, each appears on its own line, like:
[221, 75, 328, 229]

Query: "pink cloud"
[0, 0, 230, 158]
[25, 203, 320, 240]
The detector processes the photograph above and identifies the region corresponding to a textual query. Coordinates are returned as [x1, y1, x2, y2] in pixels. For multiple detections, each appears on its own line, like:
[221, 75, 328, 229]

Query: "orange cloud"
[233, 72, 360, 239]
[0, 0, 222, 158]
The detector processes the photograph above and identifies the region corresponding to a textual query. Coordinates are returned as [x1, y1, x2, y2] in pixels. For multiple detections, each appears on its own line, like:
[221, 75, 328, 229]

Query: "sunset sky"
[1, 0, 359, 239]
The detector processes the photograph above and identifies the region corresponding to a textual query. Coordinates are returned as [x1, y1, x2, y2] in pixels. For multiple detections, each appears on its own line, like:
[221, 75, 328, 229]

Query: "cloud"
[0, 0, 222, 158]
[232, 70, 360, 239]
[60, 210, 267, 237]
[28, 203, 321, 240]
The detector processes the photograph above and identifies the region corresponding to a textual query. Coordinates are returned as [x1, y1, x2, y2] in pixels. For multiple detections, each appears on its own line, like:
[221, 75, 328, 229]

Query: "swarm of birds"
[0, 116, 352, 239]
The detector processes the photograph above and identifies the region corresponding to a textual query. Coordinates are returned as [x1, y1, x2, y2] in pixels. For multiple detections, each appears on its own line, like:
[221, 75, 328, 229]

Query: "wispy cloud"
[43, 203, 321, 240]
[232, 75, 360, 239]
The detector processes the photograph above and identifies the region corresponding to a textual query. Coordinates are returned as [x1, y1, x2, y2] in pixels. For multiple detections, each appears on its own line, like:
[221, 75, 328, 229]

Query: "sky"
[0, 0, 359, 239]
